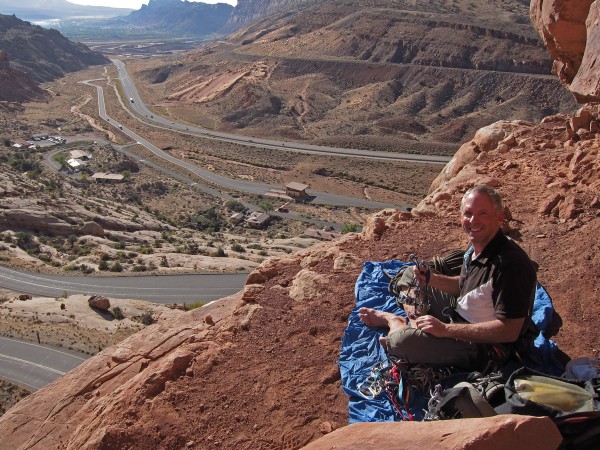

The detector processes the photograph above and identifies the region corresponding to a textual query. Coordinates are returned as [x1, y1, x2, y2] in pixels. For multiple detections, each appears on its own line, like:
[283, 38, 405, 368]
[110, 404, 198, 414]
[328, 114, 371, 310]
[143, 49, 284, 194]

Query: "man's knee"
[386, 328, 428, 362]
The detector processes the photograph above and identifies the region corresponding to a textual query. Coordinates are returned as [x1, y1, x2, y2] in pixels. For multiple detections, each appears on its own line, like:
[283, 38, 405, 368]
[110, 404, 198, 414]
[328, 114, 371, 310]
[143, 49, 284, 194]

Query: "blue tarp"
[339, 260, 564, 423]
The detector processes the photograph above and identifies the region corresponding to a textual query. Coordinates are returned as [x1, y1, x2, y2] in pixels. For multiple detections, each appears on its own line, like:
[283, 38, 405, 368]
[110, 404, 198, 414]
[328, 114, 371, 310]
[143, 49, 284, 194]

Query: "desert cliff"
[0, 1, 598, 449]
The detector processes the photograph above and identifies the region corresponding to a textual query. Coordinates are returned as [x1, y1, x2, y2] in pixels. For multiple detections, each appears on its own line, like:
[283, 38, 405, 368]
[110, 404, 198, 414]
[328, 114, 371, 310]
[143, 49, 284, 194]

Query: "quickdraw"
[357, 358, 415, 420]
[396, 254, 431, 317]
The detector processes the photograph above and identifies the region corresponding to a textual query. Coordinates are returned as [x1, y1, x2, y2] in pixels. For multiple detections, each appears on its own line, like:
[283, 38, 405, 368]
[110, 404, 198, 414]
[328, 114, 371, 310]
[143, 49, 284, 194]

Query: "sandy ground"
[0, 288, 188, 414]
[0, 290, 185, 355]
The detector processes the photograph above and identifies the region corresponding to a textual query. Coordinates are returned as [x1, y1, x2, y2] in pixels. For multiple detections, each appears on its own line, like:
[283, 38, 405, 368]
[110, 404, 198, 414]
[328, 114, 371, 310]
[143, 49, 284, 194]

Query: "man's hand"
[413, 315, 448, 337]
[413, 315, 526, 344]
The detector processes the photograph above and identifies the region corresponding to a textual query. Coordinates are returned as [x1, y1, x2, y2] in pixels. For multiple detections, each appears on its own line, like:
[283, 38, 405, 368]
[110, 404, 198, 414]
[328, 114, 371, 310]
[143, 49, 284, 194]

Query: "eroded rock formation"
[531, 0, 600, 102]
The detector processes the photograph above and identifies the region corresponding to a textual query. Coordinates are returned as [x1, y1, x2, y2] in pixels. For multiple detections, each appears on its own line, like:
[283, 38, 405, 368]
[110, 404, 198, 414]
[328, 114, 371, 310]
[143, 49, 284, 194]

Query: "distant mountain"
[114, 0, 233, 37]
[0, 0, 132, 22]
[0, 13, 109, 101]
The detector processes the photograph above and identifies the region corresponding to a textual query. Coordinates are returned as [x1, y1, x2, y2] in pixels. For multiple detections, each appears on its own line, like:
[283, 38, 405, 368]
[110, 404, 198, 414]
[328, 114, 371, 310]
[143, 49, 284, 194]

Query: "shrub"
[111, 306, 125, 320]
[340, 223, 359, 234]
[132, 264, 147, 272]
[224, 200, 246, 212]
[185, 301, 204, 311]
[110, 262, 123, 272]
[140, 312, 154, 325]
[98, 260, 109, 271]
[231, 243, 246, 253]
[211, 247, 227, 257]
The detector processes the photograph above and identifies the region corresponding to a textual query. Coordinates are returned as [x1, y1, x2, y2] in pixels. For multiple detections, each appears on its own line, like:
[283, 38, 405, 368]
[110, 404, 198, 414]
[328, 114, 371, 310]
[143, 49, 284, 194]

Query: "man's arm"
[424, 272, 461, 297]
[413, 315, 525, 344]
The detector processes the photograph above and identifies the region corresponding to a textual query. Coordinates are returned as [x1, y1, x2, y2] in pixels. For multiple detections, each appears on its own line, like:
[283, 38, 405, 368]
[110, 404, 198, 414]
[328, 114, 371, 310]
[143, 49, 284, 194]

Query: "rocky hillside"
[226, 0, 318, 30]
[0, 50, 43, 103]
[0, 13, 108, 85]
[139, 0, 576, 151]
[0, 0, 598, 448]
[115, 0, 233, 37]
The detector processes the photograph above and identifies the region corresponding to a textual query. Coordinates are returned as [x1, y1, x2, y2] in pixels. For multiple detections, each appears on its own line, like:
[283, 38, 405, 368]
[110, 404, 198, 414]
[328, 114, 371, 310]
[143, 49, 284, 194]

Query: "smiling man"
[359, 184, 538, 370]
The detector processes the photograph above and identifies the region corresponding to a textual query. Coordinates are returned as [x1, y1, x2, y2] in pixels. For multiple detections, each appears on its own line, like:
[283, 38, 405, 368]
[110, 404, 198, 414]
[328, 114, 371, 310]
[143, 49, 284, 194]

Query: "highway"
[0, 336, 88, 391]
[86, 79, 401, 210]
[113, 59, 452, 165]
[0, 266, 247, 303]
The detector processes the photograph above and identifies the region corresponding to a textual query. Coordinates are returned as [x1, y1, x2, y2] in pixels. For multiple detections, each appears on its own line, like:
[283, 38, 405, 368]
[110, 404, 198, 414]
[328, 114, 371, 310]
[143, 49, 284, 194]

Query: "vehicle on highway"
[130, 97, 134, 103]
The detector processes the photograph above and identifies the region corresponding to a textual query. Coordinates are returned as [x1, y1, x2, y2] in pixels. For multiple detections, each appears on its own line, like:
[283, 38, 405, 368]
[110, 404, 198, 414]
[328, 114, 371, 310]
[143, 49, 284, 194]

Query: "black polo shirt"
[457, 230, 537, 347]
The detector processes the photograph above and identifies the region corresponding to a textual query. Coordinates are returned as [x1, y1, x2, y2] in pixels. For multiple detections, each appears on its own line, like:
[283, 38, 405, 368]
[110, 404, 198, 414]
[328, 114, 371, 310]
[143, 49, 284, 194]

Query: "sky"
[68, 0, 237, 10]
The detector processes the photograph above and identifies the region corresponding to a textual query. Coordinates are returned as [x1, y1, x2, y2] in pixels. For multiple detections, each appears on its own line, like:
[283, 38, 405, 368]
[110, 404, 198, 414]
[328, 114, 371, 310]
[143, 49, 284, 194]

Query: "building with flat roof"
[92, 172, 124, 183]
[245, 211, 271, 228]
[67, 158, 86, 171]
[285, 182, 310, 201]
[70, 150, 92, 160]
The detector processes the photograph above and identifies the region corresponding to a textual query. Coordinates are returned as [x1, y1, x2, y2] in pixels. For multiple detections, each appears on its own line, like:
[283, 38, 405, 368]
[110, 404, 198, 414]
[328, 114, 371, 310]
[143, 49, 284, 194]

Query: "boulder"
[79, 221, 105, 237]
[300, 415, 563, 450]
[88, 295, 111, 310]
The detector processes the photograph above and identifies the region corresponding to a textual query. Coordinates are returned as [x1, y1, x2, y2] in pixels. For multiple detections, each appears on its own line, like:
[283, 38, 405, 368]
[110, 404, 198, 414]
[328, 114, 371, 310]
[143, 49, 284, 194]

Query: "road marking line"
[0, 336, 87, 361]
[0, 354, 66, 375]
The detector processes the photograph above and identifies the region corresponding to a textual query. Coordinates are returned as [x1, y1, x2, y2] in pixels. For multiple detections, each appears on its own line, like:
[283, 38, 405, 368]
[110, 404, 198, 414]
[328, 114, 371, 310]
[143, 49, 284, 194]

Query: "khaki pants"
[386, 327, 485, 370]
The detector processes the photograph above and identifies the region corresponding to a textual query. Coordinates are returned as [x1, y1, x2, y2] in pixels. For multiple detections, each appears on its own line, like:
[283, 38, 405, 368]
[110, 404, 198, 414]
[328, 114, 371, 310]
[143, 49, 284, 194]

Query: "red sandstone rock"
[300, 416, 563, 450]
[531, 0, 600, 102]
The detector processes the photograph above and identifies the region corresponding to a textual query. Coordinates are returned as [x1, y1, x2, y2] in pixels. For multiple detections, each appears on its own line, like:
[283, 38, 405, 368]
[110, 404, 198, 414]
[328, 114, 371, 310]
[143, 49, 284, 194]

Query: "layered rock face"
[226, 0, 316, 30]
[531, 0, 600, 102]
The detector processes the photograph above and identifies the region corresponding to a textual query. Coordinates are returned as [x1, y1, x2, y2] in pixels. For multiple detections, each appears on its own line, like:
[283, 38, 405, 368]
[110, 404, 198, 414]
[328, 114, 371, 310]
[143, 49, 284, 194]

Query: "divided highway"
[113, 59, 452, 165]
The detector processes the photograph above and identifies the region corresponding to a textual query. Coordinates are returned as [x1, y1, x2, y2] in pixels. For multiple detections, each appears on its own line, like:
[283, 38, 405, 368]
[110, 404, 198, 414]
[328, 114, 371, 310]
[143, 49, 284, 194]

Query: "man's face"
[460, 192, 504, 252]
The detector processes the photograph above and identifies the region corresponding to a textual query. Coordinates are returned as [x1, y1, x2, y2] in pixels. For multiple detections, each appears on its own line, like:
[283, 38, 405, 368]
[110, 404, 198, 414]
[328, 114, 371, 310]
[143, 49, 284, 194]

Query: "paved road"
[113, 59, 452, 165]
[0, 266, 247, 303]
[85, 79, 401, 210]
[0, 336, 88, 391]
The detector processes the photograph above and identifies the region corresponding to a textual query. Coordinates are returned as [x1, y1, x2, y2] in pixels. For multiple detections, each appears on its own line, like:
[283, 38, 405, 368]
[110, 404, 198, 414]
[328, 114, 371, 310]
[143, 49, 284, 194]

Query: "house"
[91, 172, 124, 183]
[11, 139, 29, 148]
[285, 182, 310, 201]
[228, 212, 245, 224]
[69, 150, 92, 160]
[67, 158, 86, 172]
[245, 211, 271, 229]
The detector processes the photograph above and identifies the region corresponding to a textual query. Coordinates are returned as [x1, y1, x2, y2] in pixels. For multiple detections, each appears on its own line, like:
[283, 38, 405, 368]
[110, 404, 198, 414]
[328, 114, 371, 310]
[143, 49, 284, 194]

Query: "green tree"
[224, 200, 246, 212]
[257, 200, 274, 214]
[53, 153, 68, 170]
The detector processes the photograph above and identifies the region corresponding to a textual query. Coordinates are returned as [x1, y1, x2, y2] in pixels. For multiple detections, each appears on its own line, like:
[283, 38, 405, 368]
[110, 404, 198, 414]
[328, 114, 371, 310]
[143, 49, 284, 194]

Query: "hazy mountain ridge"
[0, 0, 132, 21]
[115, 0, 234, 37]
[0, 13, 109, 87]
